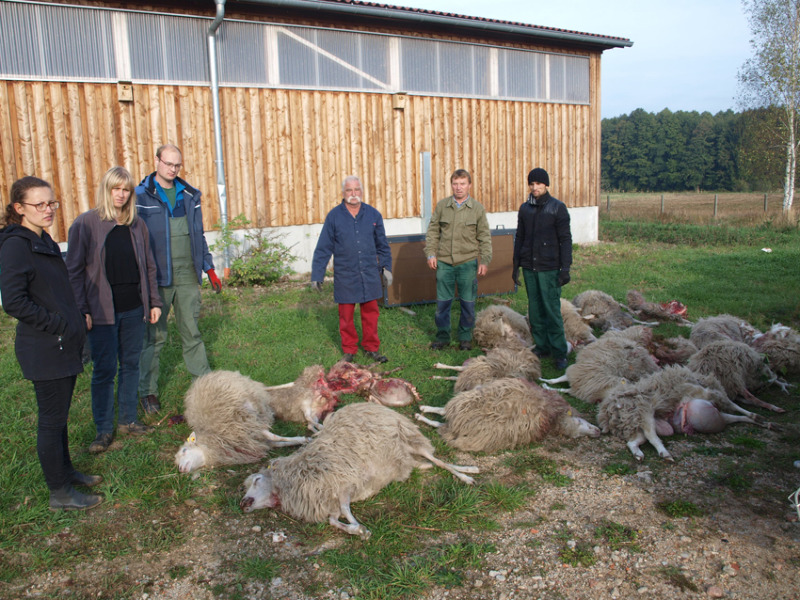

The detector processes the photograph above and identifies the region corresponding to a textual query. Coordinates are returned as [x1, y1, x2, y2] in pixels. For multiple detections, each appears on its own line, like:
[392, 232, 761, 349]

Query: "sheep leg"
[540, 374, 569, 385]
[740, 388, 786, 413]
[641, 417, 673, 461]
[626, 430, 647, 461]
[418, 405, 446, 416]
[434, 362, 464, 371]
[540, 382, 573, 395]
[772, 377, 794, 394]
[716, 398, 774, 428]
[262, 430, 310, 447]
[414, 413, 443, 428]
[328, 492, 371, 539]
[264, 382, 295, 390]
[430, 375, 458, 381]
[414, 448, 478, 484]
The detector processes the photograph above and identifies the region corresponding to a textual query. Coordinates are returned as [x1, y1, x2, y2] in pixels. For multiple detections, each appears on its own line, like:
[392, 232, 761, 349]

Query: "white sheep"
[415, 377, 600, 452]
[432, 346, 541, 392]
[541, 336, 660, 404]
[689, 314, 760, 350]
[603, 325, 698, 365]
[239, 402, 478, 538]
[751, 324, 800, 376]
[572, 289, 635, 331]
[473, 305, 533, 350]
[687, 339, 786, 413]
[175, 371, 309, 473]
[561, 298, 597, 349]
[598, 365, 773, 461]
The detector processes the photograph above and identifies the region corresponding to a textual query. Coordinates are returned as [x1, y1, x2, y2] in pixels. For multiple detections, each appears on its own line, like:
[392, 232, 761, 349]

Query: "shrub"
[211, 215, 297, 286]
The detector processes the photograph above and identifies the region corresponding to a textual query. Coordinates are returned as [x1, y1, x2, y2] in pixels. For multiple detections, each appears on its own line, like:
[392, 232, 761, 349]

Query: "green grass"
[2, 219, 800, 597]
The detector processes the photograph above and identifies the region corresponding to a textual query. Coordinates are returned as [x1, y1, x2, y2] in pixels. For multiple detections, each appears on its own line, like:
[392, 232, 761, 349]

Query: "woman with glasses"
[0, 176, 103, 511]
[66, 167, 162, 454]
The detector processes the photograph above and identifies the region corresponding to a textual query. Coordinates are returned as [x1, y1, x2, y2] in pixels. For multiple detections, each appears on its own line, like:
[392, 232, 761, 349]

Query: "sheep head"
[240, 469, 279, 513]
[175, 433, 207, 473]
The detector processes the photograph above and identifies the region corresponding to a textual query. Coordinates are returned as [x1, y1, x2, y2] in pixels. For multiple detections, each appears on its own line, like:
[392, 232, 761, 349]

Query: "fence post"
[713, 194, 718, 217]
[660, 194, 664, 213]
[764, 193, 768, 212]
[606, 194, 610, 211]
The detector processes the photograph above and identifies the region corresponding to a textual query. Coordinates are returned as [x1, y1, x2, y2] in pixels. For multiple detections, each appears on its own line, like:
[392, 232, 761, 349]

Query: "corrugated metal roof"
[232, 0, 632, 49]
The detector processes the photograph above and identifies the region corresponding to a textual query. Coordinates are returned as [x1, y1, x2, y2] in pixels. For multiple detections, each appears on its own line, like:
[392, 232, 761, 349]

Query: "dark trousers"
[522, 268, 568, 359]
[33, 375, 77, 490]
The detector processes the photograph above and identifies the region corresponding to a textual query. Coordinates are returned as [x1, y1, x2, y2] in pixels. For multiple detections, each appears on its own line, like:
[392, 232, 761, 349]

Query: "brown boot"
[140, 394, 161, 414]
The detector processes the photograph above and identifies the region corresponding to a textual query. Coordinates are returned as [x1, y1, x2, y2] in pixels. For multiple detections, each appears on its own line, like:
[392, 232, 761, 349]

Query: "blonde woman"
[66, 167, 162, 453]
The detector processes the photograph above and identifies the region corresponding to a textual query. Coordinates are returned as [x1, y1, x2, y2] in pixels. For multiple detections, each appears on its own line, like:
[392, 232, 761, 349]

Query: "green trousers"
[138, 283, 211, 396]
[522, 268, 568, 359]
[434, 260, 478, 343]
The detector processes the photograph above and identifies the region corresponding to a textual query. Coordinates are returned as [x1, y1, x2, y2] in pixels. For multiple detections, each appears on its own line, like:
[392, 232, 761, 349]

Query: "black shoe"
[49, 485, 103, 511]
[342, 353, 356, 363]
[117, 422, 153, 436]
[554, 357, 568, 370]
[458, 340, 472, 351]
[140, 394, 161, 414]
[430, 341, 448, 350]
[363, 350, 388, 363]
[71, 471, 103, 488]
[88, 433, 113, 454]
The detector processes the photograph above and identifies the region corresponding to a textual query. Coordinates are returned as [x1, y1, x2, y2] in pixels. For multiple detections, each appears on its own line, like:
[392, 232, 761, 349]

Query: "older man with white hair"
[311, 176, 392, 363]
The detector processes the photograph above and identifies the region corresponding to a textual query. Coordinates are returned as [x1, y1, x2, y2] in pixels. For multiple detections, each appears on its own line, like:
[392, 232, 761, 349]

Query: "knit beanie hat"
[527, 168, 550, 186]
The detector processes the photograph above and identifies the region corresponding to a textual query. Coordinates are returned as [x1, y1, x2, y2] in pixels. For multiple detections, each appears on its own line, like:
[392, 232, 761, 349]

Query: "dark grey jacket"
[0, 224, 85, 381]
[65, 209, 162, 326]
[513, 192, 572, 272]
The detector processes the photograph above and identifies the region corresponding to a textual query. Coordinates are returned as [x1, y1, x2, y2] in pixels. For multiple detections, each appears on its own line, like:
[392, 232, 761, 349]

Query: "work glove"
[382, 268, 393, 287]
[511, 261, 521, 287]
[206, 269, 222, 293]
[311, 281, 323, 292]
[558, 270, 571, 286]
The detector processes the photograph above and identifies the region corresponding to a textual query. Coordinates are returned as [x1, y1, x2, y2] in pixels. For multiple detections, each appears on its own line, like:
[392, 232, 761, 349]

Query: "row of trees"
[600, 107, 786, 193]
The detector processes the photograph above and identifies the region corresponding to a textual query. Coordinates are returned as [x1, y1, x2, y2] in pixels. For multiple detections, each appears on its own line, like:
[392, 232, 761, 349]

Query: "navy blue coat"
[311, 201, 392, 304]
[0, 224, 85, 381]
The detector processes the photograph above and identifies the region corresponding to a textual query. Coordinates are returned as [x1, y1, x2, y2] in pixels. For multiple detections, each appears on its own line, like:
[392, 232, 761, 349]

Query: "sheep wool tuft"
[473, 305, 533, 350]
[453, 347, 541, 392]
[689, 314, 760, 350]
[560, 298, 597, 348]
[572, 289, 634, 331]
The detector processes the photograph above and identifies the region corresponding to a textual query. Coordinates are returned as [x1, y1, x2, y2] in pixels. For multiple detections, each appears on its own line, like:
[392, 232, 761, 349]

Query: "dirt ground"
[15, 422, 800, 600]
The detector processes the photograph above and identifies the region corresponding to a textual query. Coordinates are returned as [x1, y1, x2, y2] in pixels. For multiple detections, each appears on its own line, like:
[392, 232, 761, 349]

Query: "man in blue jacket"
[512, 168, 572, 371]
[311, 176, 392, 363]
[135, 144, 221, 413]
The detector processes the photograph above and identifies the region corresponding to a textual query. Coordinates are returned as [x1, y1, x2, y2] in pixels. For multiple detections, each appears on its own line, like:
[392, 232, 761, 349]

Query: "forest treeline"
[601, 107, 786, 192]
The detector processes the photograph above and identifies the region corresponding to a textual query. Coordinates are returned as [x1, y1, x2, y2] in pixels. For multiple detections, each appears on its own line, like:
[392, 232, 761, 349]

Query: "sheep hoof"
[358, 527, 372, 539]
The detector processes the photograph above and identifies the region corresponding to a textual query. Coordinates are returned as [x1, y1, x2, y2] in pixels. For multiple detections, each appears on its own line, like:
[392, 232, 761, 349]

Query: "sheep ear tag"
[187, 432, 196, 443]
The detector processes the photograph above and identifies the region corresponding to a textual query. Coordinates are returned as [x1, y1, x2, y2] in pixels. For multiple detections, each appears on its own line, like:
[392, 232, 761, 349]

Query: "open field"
[1, 223, 799, 599]
[601, 192, 793, 225]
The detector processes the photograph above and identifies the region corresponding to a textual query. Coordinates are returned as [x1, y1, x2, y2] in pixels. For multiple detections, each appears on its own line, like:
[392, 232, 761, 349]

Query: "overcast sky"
[394, 0, 753, 119]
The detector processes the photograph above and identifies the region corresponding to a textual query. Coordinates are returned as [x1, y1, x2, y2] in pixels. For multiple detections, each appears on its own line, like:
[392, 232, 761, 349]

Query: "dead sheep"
[598, 365, 773, 461]
[541, 336, 660, 404]
[689, 314, 760, 350]
[265, 365, 339, 430]
[561, 298, 597, 349]
[572, 289, 635, 331]
[239, 403, 478, 538]
[175, 370, 309, 473]
[432, 347, 541, 392]
[603, 326, 698, 365]
[751, 324, 800, 376]
[687, 340, 786, 413]
[415, 377, 600, 453]
[625, 290, 691, 325]
[473, 305, 533, 350]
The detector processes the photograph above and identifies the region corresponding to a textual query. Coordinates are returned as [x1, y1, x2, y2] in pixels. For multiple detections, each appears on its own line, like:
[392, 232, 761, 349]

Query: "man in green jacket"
[424, 169, 492, 350]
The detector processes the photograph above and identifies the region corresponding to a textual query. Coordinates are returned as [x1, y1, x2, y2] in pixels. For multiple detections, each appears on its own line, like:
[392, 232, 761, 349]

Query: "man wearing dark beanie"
[512, 168, 572, 370]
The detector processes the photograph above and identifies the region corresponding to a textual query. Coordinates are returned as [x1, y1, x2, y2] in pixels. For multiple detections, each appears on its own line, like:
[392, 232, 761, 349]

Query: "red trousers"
[338, 300, 380, 353]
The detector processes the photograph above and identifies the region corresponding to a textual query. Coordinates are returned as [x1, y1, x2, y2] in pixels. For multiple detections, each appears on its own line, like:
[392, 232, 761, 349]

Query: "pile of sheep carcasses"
[175, 290, 796, 538]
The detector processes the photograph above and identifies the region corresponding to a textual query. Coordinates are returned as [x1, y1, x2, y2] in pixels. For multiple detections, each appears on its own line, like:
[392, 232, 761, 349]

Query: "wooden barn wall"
[0, 55, 601, 243]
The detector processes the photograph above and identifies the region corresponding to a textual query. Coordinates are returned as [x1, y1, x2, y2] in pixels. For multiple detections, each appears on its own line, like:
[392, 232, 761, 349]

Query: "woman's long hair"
[1, 176, 52, 228]
[95, 167, 136, 225]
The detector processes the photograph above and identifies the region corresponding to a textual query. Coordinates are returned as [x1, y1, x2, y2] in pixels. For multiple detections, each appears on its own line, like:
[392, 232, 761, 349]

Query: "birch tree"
[739, 0, 800, 211]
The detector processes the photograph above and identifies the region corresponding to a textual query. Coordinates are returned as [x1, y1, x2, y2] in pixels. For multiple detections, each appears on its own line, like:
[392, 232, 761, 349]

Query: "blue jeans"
[88, 306, 145, 433]
[434, 260, 478, 343]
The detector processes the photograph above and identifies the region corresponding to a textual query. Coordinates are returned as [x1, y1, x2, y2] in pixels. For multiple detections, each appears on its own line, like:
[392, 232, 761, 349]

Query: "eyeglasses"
[158, 158, 183, 171]
[22, 201, 59, 212]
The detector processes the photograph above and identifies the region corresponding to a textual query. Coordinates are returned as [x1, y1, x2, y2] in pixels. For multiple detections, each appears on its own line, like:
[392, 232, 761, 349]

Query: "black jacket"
[513, 192, 572, 272]
[0, 224, 85, 381]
